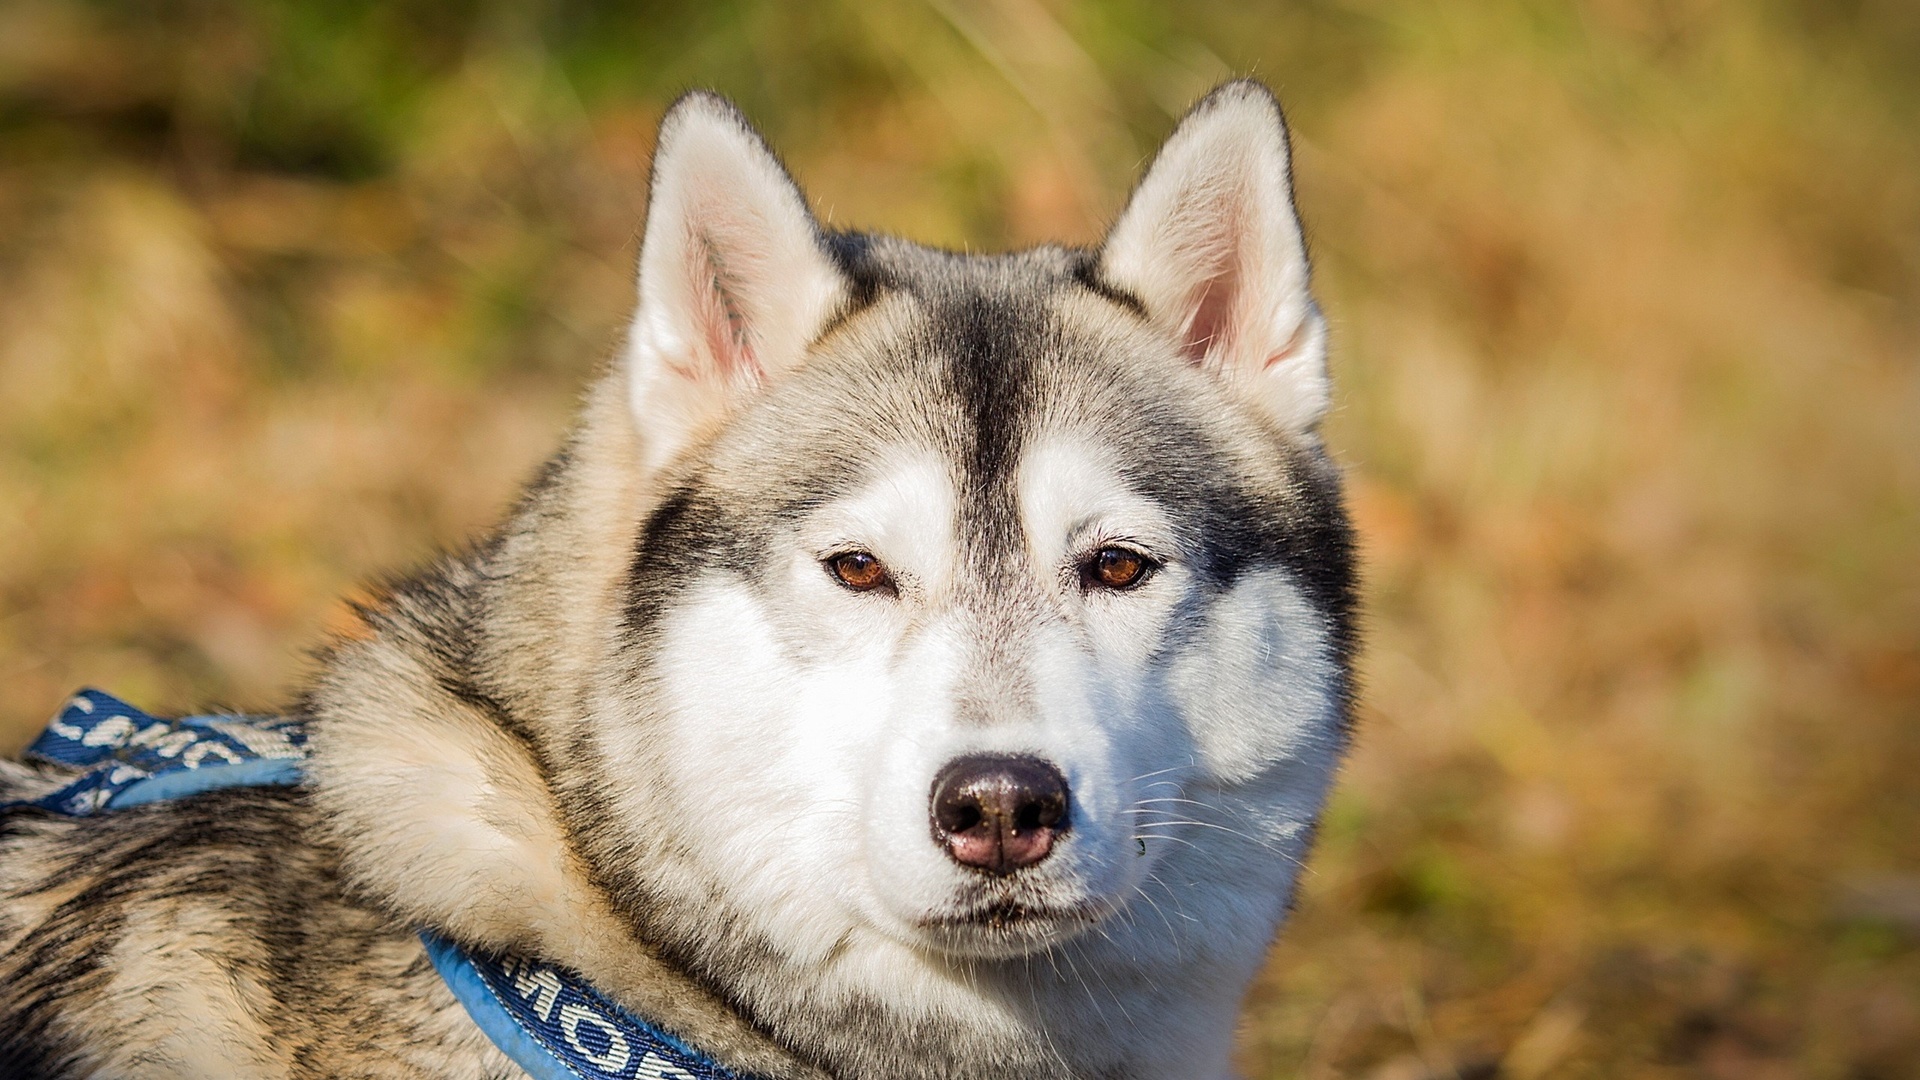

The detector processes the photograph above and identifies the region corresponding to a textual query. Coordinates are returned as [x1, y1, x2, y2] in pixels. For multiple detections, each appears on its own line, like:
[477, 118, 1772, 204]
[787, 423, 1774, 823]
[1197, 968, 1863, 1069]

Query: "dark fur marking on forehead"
[817, 233, 1070, 561]
[935, 288, 1036, 502]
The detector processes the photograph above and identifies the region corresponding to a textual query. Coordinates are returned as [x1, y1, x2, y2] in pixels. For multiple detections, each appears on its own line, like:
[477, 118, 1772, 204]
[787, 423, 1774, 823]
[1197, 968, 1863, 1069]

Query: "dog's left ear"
[1099, 81, 1329, 433]
[625, 92, 849, 473]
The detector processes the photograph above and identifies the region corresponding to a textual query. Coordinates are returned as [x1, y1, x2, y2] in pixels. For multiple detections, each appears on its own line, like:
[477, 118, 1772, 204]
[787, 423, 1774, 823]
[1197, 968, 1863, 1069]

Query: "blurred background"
[0, 0, 1914, 1075]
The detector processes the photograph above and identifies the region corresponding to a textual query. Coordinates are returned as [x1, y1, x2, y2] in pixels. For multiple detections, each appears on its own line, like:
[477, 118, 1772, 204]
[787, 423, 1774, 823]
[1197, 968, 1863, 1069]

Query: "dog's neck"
[301, 374, 1253, 1080]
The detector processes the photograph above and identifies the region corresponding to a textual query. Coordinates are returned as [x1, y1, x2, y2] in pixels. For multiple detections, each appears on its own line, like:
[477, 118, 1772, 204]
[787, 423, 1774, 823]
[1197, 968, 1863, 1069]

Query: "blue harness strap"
[7, 689, 308, 812]
[2, 690, 750, 1080]
[423, 935, 741, 1080]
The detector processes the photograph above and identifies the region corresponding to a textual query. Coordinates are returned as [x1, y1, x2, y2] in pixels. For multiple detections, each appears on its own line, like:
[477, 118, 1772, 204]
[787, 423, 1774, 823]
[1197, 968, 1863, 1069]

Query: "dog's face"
[585, 86, 1353, 979]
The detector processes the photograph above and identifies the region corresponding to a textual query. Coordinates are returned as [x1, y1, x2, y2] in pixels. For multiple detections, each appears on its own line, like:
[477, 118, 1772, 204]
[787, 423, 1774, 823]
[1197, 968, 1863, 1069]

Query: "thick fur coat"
[0, 81, 1357, 1079]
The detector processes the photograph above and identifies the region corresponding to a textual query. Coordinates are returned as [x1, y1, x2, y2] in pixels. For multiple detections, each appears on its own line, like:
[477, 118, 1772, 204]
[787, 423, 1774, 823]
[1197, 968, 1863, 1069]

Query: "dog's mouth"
[914, 896, 1110, 956]
[922, 898, 1102, 930]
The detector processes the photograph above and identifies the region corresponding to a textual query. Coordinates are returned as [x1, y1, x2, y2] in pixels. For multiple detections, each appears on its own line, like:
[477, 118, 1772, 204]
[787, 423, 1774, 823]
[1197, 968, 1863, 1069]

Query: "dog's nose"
[930, 755, 1071, 875]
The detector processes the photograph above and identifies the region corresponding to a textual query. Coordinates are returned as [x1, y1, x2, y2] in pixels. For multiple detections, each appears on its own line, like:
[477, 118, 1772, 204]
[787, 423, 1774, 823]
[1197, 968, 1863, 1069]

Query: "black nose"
[930, 755, 1071, 875]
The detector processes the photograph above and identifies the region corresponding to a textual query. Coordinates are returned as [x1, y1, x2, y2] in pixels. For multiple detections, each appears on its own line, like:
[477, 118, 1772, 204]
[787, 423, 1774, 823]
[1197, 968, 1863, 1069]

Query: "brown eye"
[1084, 546, 1154, 591]
[827, 551, 892, 593]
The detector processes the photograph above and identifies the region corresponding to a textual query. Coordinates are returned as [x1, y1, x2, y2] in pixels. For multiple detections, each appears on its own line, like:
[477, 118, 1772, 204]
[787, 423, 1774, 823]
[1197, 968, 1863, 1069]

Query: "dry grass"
[0, 2, 1914, 1076]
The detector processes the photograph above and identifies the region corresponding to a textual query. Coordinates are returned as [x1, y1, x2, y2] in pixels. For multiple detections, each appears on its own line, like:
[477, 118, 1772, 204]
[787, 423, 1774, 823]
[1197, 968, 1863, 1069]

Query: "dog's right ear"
[624, 92, 848, 473]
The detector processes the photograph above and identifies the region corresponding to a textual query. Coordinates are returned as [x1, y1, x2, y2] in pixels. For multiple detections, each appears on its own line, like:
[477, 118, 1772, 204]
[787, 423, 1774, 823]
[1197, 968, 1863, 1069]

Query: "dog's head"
[578, 85, 1354, 976]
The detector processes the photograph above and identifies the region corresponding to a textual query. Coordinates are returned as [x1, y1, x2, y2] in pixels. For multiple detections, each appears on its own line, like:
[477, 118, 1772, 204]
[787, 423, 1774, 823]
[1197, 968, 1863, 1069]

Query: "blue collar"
[4, 690, 752, 1080]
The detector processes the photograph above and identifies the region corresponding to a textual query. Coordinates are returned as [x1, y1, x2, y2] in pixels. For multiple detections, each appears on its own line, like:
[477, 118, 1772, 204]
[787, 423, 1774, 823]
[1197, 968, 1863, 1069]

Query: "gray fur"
[2, 81, 1356, 1079]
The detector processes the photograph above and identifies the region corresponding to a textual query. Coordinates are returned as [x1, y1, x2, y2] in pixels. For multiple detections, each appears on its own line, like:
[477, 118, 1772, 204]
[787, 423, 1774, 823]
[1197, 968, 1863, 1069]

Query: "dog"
[0, 79, 1356, 1079]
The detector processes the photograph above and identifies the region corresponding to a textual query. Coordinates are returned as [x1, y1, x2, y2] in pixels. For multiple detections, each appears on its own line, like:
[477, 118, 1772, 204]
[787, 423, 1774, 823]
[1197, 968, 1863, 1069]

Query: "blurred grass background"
[0, 0, 1914, 1076]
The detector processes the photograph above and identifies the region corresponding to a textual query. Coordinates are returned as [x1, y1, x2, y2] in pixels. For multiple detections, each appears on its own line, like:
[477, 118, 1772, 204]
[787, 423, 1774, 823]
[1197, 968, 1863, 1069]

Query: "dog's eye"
[827, 551, 893, 593]
[1082, 546, 1156, 591]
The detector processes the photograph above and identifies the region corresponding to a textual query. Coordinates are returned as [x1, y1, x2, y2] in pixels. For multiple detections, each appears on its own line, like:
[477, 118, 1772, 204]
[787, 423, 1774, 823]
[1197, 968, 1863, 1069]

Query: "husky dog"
[0, 80, 1355, 1079]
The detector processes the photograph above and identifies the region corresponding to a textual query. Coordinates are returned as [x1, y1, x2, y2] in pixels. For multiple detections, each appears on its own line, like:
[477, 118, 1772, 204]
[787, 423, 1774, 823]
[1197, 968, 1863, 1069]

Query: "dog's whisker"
[1130, 831, 1209, 853]
[1143, 871, 1202, 922]
[1129, 883, 1183, 939]
[1129, 797, 1222, 810]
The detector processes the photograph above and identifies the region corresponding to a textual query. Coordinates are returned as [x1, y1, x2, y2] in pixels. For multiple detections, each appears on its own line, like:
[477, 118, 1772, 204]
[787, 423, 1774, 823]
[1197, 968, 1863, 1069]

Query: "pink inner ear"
[1181, 272, 1238, 366]
[1175, 194, 1247, 368]
[691, 231, 759, 383]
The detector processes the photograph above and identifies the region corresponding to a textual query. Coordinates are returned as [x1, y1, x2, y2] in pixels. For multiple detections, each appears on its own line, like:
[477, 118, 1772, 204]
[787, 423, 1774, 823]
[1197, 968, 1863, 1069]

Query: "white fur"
[1166, 569, 1344, 784]
[596, 420, 1339, 1074]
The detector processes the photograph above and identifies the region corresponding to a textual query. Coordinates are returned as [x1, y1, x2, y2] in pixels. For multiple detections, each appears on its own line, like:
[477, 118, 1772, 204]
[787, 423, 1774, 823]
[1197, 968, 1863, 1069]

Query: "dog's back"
[0, 761, 515, 1077]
